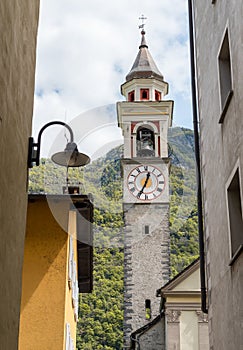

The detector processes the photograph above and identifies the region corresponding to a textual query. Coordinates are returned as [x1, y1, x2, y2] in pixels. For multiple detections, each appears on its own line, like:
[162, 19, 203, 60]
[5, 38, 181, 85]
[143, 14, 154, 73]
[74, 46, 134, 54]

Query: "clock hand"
[144, 171, 150, 188]
[138, 172, 150, 196]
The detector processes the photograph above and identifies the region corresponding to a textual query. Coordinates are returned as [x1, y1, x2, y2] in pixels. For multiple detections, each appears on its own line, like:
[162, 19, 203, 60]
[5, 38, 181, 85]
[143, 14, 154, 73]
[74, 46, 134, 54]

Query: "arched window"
[140, 89, 149, 100]
[128, 90, 135, 102]
[155, 90, 161, 101]
[136, 126, 155, 157]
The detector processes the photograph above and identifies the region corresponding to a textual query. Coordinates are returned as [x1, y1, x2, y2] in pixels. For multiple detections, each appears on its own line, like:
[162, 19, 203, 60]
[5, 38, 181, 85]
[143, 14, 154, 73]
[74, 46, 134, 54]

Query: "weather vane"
[139, 14, 147, 30]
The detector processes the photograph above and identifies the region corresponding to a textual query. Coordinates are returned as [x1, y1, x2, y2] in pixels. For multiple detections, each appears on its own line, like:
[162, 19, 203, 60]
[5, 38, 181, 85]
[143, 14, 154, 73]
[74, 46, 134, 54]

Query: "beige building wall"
[162, 261, 209, 350]
[135, 261, 209, 350]
[180, 311, 198, 350]
[0, 1, 39, 348]
[192, 1, 243, 349]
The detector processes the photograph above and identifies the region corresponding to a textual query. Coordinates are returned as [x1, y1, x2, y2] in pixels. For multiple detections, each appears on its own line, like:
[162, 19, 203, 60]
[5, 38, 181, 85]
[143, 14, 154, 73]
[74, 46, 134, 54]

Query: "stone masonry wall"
[123, 203, 170, 348]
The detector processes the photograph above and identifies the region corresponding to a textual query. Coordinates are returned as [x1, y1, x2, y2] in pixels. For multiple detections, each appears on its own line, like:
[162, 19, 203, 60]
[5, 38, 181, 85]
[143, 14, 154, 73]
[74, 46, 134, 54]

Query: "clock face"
[127, 165, 165, 201]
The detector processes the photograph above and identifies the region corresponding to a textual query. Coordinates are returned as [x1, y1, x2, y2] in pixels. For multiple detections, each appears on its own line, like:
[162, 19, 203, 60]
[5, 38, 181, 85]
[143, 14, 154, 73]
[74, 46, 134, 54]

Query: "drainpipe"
[187, 0, 208, 314]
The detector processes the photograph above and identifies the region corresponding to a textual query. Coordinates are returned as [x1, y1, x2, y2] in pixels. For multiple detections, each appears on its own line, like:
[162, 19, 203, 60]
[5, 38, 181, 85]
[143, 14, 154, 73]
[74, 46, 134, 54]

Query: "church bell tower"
[117, 27, 173, 347]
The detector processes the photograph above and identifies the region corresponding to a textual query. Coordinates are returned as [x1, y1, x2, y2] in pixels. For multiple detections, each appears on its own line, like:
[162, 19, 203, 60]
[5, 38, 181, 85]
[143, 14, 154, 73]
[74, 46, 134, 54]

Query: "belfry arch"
[136, 125, 155, 157]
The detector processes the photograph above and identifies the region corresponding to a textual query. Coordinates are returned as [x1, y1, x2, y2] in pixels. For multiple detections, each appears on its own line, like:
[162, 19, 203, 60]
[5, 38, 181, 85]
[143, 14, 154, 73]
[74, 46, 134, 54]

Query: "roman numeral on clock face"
[136, 193, 149, 200]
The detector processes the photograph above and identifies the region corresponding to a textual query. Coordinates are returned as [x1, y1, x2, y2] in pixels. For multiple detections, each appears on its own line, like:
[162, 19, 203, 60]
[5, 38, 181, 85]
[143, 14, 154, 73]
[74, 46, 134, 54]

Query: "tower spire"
[125, 19, 164, 82]
[139, 29, 148, 49]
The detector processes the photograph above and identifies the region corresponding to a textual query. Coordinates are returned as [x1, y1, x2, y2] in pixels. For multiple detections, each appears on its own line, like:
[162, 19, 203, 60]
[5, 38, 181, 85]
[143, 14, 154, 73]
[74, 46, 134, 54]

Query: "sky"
[32, 0, 192, 159]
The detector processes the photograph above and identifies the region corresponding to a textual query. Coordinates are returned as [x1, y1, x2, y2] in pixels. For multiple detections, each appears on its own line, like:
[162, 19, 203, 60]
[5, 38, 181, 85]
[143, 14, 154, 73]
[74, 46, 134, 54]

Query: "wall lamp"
[28, 121, 90, 168]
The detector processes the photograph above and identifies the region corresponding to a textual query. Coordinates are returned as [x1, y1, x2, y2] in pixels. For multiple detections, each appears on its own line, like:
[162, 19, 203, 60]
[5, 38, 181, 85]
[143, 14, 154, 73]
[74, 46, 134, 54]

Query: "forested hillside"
[168, 127, 199, 275]
[28, 126, 199, 350]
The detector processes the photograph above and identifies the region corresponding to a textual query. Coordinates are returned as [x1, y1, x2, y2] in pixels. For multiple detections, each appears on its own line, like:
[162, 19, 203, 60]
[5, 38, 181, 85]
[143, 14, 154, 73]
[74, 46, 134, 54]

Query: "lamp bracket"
[27, 121, 74, 168]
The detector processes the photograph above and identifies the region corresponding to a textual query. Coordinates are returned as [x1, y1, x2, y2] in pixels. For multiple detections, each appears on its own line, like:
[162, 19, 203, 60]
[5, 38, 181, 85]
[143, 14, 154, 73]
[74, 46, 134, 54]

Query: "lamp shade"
[51, 142, 90, 167]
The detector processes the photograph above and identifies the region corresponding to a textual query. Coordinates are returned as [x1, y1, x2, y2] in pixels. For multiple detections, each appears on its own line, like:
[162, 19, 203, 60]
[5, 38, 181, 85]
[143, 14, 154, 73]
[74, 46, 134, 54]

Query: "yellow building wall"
[19, 197, 78, 350]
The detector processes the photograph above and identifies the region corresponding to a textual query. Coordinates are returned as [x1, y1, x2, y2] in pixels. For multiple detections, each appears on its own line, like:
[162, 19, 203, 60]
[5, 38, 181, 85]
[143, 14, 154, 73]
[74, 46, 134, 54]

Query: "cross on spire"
[139, 14, 147, 30]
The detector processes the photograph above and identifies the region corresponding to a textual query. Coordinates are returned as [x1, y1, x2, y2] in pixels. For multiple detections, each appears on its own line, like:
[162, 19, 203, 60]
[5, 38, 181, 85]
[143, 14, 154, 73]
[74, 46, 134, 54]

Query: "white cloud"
[33, 0, 192, 158]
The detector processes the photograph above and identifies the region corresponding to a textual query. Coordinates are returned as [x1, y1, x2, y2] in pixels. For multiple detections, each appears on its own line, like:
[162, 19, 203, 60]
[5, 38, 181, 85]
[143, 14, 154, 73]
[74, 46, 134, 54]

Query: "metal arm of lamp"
[28, 121, 90, 168]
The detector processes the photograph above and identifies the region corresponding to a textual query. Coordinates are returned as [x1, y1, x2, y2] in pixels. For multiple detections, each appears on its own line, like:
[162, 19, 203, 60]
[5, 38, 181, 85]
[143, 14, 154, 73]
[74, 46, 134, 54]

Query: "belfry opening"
[136, 126, 155, 157]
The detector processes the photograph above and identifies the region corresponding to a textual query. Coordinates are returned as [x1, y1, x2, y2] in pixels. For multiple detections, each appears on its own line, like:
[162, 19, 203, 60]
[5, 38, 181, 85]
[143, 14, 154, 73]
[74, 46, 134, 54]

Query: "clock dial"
[127, 165, 165, 201]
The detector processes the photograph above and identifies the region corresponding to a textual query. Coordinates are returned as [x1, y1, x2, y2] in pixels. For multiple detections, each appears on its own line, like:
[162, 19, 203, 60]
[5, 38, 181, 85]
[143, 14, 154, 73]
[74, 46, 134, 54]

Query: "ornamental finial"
[138, 14, 147, 31]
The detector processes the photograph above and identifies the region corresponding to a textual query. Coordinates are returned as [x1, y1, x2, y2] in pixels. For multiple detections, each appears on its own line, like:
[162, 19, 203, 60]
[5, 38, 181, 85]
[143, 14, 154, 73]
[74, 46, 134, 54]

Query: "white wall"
[180, 311, 198, 350]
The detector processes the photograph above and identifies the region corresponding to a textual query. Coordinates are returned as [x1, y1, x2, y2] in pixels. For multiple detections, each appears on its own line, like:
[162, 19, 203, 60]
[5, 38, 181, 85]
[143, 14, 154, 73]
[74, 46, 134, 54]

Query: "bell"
[137, 140, 155, 157]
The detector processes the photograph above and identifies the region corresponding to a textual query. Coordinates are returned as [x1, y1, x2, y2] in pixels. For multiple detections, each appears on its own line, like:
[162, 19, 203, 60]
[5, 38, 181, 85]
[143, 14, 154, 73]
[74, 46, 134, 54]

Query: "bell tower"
[117, 27, 173, 347]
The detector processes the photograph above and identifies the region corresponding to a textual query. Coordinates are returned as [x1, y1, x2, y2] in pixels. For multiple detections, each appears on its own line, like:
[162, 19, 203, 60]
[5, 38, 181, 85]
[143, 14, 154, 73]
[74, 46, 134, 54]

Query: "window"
[145, 299, 151, 320]
[144, 225, 150, 234]
[155, 90, 161, 101]
[140, 89, 149, 100]
[128, 90, 135, 102]
[218, 29, 233, 122]
[227, 168, 243, 263]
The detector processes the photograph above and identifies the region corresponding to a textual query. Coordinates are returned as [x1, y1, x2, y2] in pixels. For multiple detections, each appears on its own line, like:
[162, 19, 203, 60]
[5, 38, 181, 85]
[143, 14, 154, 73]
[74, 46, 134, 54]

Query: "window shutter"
[74, 279, 79, 321]
[65, 323, 75, 350]
[75, 201, 93, 293]
[68, 236, 74, 288]
[65, 323, 71, 350]
[71, 261, 79, 320]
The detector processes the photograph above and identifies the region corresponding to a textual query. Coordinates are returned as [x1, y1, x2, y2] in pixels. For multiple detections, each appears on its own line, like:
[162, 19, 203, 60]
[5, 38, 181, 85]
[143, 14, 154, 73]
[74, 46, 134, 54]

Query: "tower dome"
[125, 30, 164, 82]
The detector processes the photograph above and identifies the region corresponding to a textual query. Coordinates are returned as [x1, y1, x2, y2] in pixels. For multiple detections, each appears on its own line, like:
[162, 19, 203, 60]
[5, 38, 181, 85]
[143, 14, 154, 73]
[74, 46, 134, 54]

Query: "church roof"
[126, 30, 164, 82]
